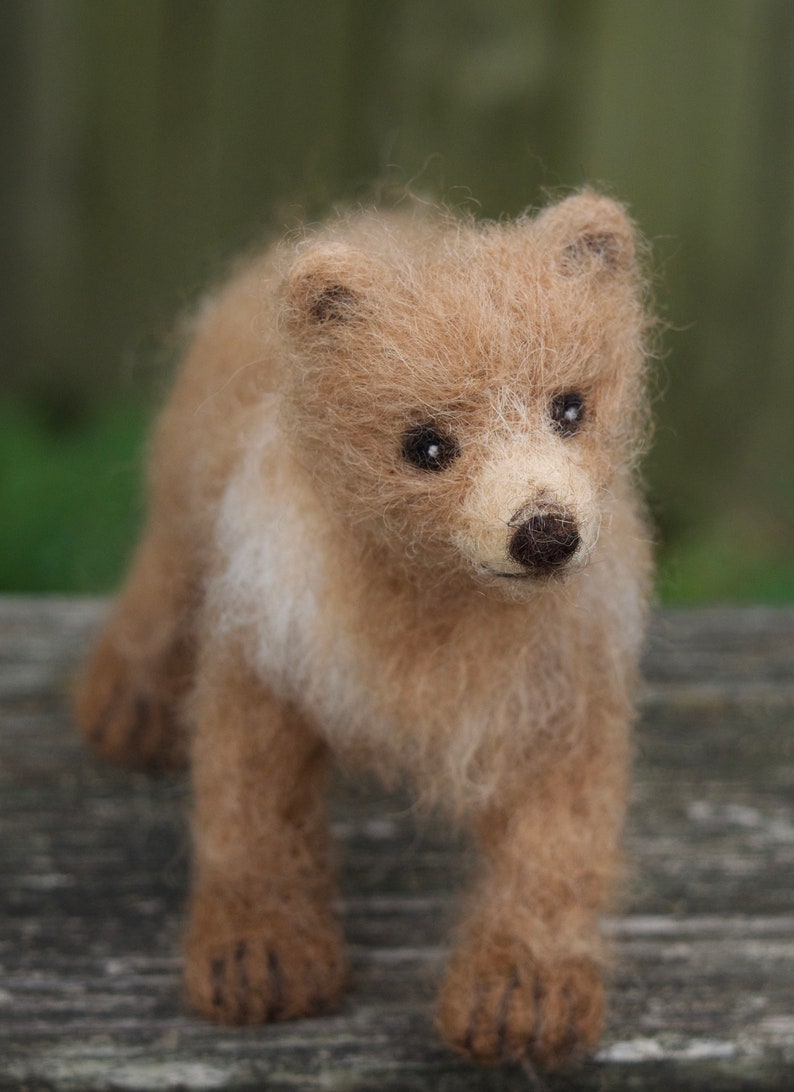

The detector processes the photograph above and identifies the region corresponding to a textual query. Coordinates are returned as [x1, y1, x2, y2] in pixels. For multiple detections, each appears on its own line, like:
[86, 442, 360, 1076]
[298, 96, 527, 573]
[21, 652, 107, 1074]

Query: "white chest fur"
[209, 409, 643, 808]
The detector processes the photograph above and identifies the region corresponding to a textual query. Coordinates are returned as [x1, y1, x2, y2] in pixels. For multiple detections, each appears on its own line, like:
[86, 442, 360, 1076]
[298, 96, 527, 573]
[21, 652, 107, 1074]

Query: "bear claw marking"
[265, 948, 285, 1021]
[496, 970, 520, 1059]
[233, 941, 250, 1023]
[461, 980, 486, 1056]
[210, 956, 225, 1011]
[87, 683, 122, 747]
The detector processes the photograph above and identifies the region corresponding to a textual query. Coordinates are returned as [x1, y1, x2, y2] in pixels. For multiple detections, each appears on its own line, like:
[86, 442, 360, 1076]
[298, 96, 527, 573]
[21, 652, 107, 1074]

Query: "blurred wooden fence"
[2, 0, 793, 576]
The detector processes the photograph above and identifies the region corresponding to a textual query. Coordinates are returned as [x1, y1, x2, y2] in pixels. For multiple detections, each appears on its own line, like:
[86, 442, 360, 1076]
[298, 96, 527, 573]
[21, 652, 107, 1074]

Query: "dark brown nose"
[508, 510, 580, 572]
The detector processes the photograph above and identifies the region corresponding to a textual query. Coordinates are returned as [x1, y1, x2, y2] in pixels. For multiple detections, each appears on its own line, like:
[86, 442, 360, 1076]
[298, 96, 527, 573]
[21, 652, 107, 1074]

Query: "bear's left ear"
[536, 191, 637, 276]
[284, 242, 384, 331]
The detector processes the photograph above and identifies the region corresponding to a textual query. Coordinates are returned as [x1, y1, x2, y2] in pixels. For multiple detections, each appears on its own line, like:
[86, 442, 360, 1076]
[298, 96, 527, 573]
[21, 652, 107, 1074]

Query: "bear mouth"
[485, 565, 576, 582]
[483, 568, 545, 581]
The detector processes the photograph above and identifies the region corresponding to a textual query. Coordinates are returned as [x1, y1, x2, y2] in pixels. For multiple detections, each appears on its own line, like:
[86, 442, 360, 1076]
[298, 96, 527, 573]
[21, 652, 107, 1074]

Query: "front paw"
[436, 942, 604, 1070]
[184, 900, 348, 1025]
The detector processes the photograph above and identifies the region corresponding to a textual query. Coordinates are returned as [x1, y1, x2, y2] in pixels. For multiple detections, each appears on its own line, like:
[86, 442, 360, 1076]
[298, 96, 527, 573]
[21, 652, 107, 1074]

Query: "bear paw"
[436, 943, 604, 1070]
[184, 905, 348, 1025]
[75, 641, 187, 772]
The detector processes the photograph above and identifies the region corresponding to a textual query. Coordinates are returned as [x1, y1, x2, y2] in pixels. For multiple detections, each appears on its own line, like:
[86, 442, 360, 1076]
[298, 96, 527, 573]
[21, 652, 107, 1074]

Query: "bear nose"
[508, 509, 580, 572]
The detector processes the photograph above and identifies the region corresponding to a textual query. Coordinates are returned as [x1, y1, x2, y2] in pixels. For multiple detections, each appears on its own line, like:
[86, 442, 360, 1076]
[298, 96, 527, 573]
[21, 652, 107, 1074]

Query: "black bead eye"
[550, 392, 585, 436]
[401, 423, 460, 471]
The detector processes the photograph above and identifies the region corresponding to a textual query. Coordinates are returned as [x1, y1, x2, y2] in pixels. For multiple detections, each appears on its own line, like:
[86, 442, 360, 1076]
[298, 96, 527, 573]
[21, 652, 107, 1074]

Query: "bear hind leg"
[75, 528, 195, 772]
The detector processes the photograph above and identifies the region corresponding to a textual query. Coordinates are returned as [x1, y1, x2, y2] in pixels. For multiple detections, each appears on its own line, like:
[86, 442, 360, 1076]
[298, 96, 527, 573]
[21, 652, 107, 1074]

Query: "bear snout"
[508, 507, 581, 573]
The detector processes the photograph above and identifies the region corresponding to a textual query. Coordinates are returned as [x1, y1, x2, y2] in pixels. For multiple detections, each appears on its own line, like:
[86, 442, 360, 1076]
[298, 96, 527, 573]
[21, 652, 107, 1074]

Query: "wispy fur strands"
[75, 190, 656, 1071]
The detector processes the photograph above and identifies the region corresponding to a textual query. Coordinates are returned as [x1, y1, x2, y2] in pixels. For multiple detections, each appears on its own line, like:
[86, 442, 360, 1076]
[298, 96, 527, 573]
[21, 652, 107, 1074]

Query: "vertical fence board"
[1, 0, 792, 592]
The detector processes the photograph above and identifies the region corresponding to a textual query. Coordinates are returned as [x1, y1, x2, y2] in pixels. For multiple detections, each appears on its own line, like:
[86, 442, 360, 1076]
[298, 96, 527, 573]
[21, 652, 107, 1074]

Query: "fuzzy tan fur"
[75, 190, 654, 1070]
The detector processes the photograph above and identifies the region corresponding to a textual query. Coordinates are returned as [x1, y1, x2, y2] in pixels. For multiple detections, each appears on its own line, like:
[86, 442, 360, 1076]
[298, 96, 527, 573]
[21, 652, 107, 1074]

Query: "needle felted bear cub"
[76, 190, 654, 1070]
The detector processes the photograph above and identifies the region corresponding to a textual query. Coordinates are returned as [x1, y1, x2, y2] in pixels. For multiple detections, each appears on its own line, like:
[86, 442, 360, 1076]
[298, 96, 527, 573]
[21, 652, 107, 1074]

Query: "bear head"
[281, 191, 651, 599]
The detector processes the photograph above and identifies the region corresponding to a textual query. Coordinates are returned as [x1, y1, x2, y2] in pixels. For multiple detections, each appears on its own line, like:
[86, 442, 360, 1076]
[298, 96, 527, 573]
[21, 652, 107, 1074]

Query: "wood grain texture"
[0, 598, 792, 1090]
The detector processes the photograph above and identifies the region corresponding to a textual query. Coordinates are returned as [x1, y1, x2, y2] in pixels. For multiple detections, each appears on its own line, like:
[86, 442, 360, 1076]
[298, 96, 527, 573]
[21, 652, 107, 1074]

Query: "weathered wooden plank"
[0, 599, 792, 1089]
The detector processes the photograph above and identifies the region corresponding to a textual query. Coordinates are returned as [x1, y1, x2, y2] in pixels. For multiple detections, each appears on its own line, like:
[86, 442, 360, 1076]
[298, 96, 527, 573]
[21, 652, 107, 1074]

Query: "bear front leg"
[75, 526, 194, 772]
[184, 640, 347, 1025]
[436, 739, 628, 1070]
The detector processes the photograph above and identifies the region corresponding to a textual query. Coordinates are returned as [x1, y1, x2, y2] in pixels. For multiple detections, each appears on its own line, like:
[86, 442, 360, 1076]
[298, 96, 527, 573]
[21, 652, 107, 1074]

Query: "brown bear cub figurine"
[76, 190, 654, 1070]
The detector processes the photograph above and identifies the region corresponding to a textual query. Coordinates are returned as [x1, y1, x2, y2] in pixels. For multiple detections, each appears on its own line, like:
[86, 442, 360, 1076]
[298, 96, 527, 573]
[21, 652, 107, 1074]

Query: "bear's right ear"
[284, 242, 382, 331]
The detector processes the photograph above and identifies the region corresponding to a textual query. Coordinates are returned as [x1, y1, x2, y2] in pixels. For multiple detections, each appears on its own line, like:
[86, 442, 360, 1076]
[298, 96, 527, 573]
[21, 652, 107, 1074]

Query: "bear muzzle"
[505, 505, 581, 576]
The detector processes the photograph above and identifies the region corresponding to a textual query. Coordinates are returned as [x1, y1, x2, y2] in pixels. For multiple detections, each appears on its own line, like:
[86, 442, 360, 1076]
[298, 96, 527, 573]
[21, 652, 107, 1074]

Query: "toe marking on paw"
[530, 971, 546, 1050]
[265, 948, 284, 1020]
[89, 683, 122, 746]
[126, 695, 150, 756]
[461, 979, 485, 1055]
[210, 956, 225, 1010]
[234, 940, 250, 1023]
[496, 969, 519, 1059]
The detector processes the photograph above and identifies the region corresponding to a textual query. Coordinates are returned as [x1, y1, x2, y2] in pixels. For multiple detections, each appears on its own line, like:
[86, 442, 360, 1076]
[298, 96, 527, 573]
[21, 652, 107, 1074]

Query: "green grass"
[656, 527, 794, 605]
[0, 399, 148, 593]
[1, 397, 791, 603]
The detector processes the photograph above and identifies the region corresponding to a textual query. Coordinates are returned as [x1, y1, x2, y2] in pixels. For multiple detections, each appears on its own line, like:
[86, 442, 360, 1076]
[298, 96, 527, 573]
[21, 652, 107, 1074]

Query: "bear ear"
[536, 191, 637, 276]
[285, 242, 382, 330]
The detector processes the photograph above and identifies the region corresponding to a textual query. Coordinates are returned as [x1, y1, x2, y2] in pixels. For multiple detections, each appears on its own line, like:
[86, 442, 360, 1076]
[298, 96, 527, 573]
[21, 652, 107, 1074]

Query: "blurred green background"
[2, 0, 793, 601]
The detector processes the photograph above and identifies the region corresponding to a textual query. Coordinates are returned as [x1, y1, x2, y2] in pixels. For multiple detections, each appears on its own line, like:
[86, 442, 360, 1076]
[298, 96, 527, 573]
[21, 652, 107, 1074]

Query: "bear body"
[76, 191, 654, 1070]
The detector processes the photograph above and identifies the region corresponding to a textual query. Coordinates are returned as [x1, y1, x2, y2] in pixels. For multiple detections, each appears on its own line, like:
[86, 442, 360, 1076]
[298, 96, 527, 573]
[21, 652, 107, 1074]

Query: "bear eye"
[401, 423, 460, 472]
[550, 392, 585, 437]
